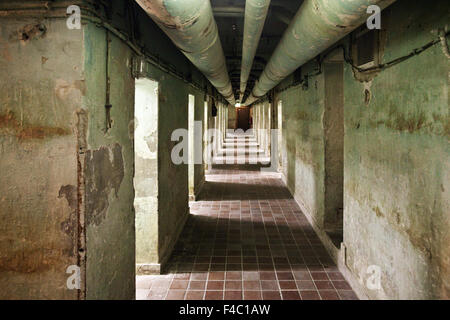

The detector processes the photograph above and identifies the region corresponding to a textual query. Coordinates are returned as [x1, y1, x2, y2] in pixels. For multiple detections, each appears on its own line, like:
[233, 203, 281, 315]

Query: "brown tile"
[136, 289, 151, 300]
[205, 291, 223, 300]
[224, 291, 242, 300]
[226, 271, 242, 280]
[293, 271, 311, 281]
[166, 290, 186, 300]
[338, 290, 358, 300]
[190, 273, 208, 280]
[244, 291, 262, 300]
[327, 272, 345, 280]
[243, 280, 261, 291]
[225, 281, 242, 290]
[310, 272, 328, 280]
[170, 280, 189, 290]
[209, 271, 225, 280]
[185, 291, 204, 300]
[189, 281, 206, 290]
[261, 280, 278, 291]
[281, 291, 301, 300]
[260, 271, 276, 280]
[296, 280, 316, 290]
[262, 291, 281, 300]
[206, 281, 224, 291]
[174, 273, 190, 280]
[243, 271, 259, 280]
[147, 289, 167, 300]
[300, 290, 321, 300]
[319, 290, 340, 300]
[227, 256, 242, 264]
[279, 281, 297, 290]
[136, 276, 154, 289]
[333, 281, 352, 290]
[277, 272, 294, 281]
[315, 280, 334, 290]
[151, 279, 171, 289]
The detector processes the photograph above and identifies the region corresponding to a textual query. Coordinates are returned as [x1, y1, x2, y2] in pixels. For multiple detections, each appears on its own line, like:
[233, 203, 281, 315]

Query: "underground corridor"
[0, 0, 449, 302]
[136, 132, 356, 300]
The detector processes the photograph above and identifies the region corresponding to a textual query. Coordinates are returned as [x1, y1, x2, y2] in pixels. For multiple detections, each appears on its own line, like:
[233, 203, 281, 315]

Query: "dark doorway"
[236, 107, 250, 131]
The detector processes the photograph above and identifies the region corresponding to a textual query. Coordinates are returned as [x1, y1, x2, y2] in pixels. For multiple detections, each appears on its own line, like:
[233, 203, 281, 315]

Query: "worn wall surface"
[158, 78, 205, 268]
[276, 71, 327, 229]
[343, 1, 449, 299]
[275, 0, 449, 300]
[82, 22, 135, 300]
[193, 93, 206, 198]
[134, 78, 159, 272]
[0, 18, 83, 299]
[251, 101, 272, 161]
[228, 105, 236, 130]
[323, 62, 344, 237]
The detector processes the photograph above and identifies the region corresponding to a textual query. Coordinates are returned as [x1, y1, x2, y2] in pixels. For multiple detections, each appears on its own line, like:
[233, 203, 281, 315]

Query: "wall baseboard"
[136, 263, 161, 275]
[190, 176, 206, 201]
[159, 207, 190, 273]
[136, 206, 190, 275]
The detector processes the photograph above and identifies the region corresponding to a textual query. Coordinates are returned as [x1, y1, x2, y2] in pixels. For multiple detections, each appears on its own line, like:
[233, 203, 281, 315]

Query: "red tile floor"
[136, 134, 357, 300]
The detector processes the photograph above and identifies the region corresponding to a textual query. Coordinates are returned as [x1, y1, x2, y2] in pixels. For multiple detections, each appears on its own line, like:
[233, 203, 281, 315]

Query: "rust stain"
[1, 41, 12, 62]
[387, 110, 427, 133]
[0, 110, 70, 140]
[0, 249, 64, 273]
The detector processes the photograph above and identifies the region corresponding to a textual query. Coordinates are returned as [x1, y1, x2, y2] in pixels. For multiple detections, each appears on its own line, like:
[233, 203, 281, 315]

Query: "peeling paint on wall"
[85, 143, 125, 227]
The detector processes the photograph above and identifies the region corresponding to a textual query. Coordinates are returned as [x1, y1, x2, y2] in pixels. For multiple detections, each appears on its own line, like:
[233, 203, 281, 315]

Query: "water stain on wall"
[85, 143, 125, 226]
[0, 110, 70, 140]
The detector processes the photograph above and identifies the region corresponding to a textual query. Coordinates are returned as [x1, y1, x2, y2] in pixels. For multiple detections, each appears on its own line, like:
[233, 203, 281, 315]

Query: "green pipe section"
[136, 0, 235, 105]
[240, 0, 271, 100]
[245, 0, 396, 105]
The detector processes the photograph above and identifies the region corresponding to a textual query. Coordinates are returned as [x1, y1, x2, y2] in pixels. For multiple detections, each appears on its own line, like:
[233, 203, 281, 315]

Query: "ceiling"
[211, 0, 304, 102]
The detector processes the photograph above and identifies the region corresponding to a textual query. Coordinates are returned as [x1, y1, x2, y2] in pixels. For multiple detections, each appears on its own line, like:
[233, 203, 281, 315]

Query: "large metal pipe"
[240, 0, 271, 101]
[135, 0, 235, 105]
[244, 0, 396, 105]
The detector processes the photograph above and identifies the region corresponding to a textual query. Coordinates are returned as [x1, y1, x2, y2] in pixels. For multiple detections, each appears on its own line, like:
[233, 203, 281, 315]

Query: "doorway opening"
[236, 107, 250, 131]
[188, 94, 195, 200]
[134, 78, 160, 274]
[277, 100, 283, 171]
[323, 62, 344, 247]
[203, 100, 209, 171]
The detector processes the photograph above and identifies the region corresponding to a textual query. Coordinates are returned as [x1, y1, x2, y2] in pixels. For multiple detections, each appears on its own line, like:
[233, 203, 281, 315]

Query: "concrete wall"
[228, 106, 236, 130]
[0, 17, 82, 300]
[276, 73, 327, 229]
[252, 101, 271, 153]
[343, 1, 449, 299]
[0, 0, 212, 299]
[275, 0, 449, 299]
[134, 78, 159, 273]
[192, 93, 206, 200]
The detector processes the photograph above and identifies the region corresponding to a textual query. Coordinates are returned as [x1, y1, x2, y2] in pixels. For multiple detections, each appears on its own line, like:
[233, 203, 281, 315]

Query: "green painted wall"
[276, 72, 327, 228]
[275, 0, 449, 299]
[82, 23, 135, 300]
[343, 0, 449, 299]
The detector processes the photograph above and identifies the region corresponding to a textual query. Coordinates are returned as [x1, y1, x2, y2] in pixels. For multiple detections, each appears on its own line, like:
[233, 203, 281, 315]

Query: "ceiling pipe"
[240, 0, 271, 101]
[244, 0, 396, 105]
[135, 0, 235, 105]
[213, 5, 291, 26]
